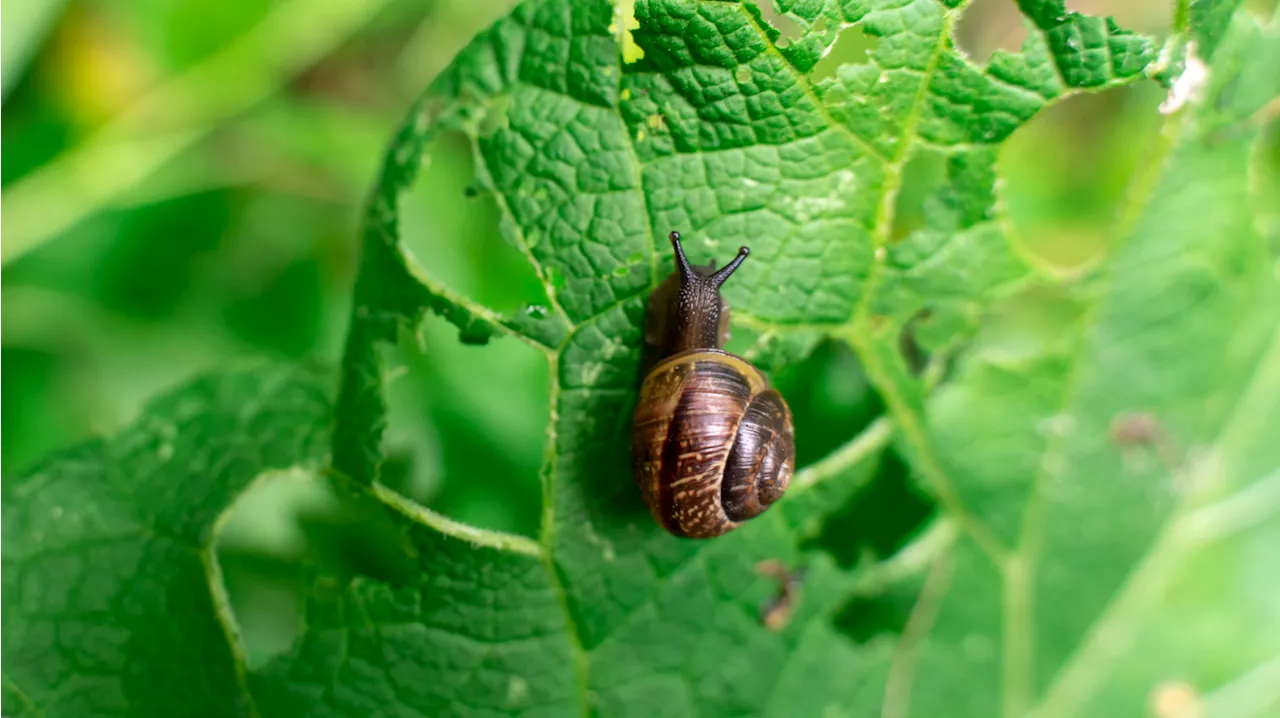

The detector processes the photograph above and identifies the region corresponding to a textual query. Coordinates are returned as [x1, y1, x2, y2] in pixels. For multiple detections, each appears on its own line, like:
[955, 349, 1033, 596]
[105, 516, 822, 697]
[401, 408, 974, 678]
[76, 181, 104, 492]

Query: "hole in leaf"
[219, 550, 307, 669]
[771, 338, 884, 467]
[1064, 1, 1170, 37]
[891, 147, 948, 241]
[378, 314, 550, 539]
[832, 575, 924, 643]
[399, 130, 552, 317]
[810, 22, 878, 81]
[613, 0, 645, 64]
[217, 468, 419, 668]
[954, 0, 1030, 66]
[747, 0, 805, 48]
[807, 448, 936, 569]
[958, 1, 1171, 66]
[999, 83, 1165, 270]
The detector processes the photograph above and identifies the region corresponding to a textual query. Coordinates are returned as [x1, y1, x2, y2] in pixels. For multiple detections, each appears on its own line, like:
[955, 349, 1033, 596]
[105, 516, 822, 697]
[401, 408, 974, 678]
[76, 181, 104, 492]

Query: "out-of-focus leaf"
[1, 0, 394, 266]
[2, 364, 331, 717]
[0, 0, 69, 96]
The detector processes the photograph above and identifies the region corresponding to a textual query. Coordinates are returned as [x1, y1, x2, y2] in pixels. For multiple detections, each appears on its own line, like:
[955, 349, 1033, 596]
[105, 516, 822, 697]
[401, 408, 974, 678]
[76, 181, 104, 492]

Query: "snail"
[631, 231, 796, 538]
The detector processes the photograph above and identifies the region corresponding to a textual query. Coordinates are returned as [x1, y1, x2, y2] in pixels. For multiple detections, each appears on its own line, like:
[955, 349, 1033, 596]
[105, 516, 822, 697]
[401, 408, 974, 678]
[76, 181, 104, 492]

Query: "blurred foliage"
[2, 0, 523, 665]
[3, 0, 1276, 695]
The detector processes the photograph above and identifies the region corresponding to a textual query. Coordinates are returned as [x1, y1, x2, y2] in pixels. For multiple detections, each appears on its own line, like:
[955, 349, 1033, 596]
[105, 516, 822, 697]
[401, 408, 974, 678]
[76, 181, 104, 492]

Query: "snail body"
[631, 232, 795, 538]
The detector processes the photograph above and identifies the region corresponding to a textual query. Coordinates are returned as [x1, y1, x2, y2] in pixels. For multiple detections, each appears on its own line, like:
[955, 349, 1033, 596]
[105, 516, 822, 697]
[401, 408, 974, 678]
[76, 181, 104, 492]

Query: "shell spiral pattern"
[632, 349, 795, 538]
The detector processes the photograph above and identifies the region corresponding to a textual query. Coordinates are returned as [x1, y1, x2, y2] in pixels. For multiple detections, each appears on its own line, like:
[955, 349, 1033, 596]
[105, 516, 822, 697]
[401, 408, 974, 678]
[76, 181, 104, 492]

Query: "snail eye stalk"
[710, 246, 750, 287]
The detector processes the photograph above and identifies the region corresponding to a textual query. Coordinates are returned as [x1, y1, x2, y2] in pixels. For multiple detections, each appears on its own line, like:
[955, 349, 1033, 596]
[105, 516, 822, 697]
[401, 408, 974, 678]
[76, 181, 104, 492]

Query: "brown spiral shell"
[630, 232, 796, 538]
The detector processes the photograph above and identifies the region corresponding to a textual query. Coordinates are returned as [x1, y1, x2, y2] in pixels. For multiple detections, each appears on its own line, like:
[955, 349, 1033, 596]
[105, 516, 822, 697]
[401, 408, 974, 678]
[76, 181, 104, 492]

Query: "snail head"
[663, 231, 749, 353]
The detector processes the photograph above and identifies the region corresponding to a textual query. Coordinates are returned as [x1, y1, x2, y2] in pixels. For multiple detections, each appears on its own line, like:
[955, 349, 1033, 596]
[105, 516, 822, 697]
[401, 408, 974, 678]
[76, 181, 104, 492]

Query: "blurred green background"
[3, 0, 1243, 666]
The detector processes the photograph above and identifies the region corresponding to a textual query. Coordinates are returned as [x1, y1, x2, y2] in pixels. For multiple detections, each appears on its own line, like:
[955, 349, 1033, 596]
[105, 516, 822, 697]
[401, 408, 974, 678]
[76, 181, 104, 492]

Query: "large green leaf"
[2, 365, 332, 717]
[5, 1, 1278, 717]
[316, 0, 1277, 715]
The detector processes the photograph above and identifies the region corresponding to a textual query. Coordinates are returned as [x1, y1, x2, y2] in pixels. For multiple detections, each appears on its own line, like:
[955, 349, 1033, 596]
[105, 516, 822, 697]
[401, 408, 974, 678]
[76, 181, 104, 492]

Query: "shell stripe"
[655, 358, 753, 537]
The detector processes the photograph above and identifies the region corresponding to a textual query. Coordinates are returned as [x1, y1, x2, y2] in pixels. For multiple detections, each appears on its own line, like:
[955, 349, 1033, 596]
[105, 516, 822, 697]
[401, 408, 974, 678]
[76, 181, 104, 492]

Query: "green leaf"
[7, 1, 1279, 717]
[326, 0, 1278, 715]
[2, 364, 332, 717]
[325, 0, 1223, 711]
[319, 0, 1277, 715]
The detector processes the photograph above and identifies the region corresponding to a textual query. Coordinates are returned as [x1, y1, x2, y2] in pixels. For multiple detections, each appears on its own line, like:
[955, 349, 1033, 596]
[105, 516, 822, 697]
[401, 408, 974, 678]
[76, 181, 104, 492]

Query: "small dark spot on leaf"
[1110, 411, 1162, 447]
[756, 559, 804, 631]
[1110, 411, 1182, 471]
[898, 309, 934, 375]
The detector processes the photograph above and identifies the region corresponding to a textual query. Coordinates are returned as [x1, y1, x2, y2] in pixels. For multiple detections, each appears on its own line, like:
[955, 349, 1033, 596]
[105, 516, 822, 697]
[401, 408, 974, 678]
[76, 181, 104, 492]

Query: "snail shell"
[630, 232, 796, 538]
